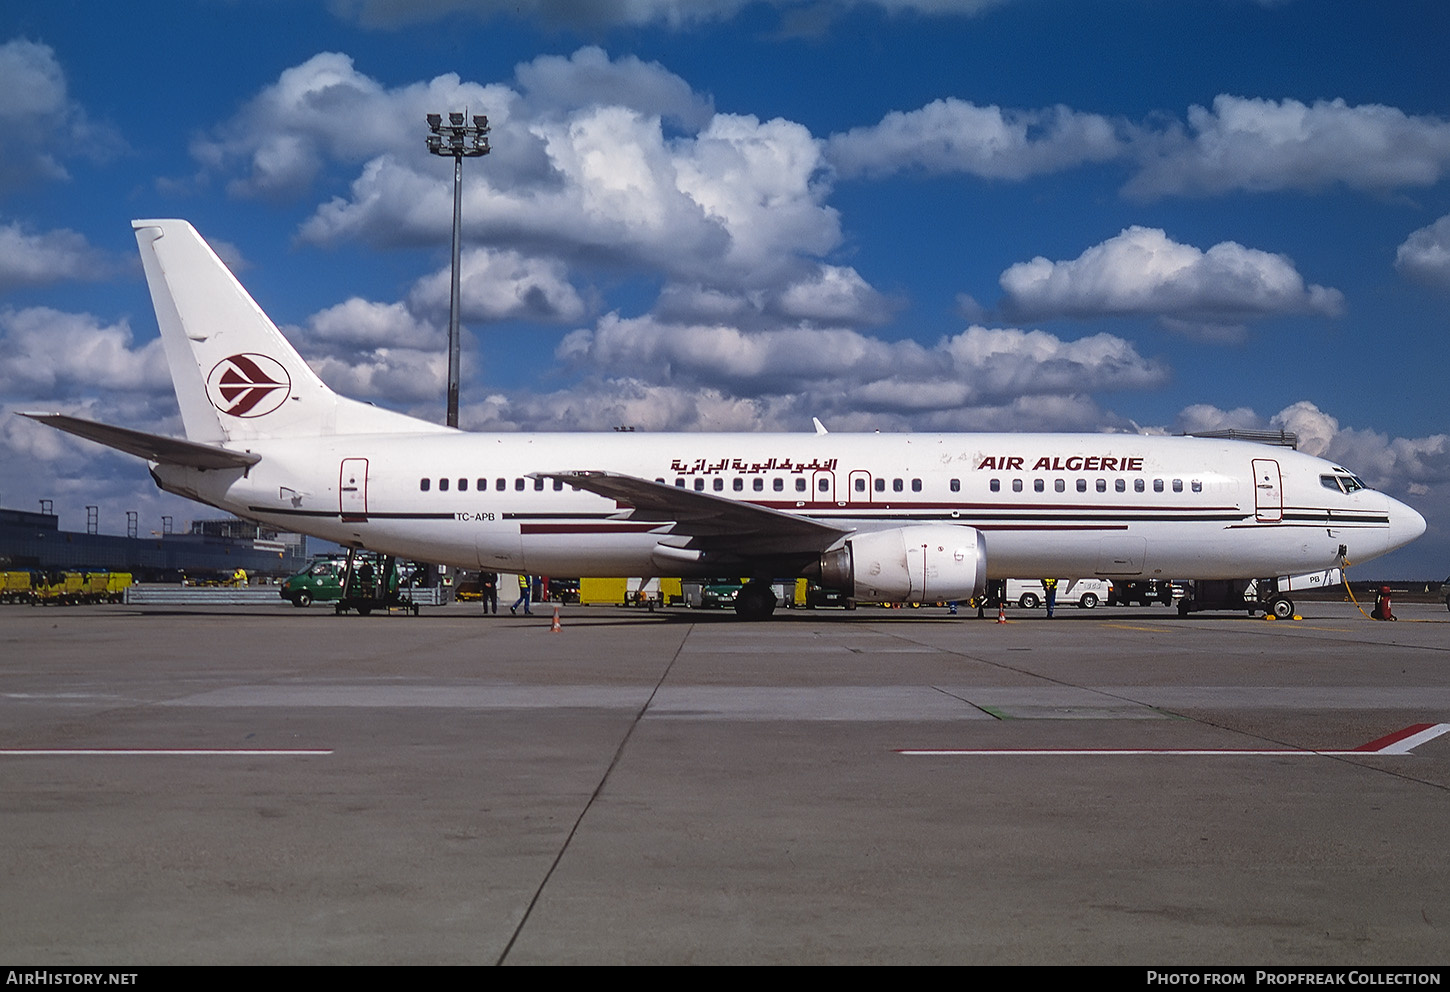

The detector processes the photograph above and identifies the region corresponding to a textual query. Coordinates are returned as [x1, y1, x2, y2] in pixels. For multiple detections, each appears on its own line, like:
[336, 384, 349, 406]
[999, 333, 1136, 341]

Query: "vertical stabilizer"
[133, 219, 442, 442]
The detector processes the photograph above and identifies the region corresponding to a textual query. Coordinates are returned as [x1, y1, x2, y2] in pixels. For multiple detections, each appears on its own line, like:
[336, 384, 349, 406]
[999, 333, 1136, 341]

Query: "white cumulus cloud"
[0, 308, 169, 397]
[0, 38, 120, 190]
[1126, 95, 1450, 199]
[0, 221, 117, 290]
[999, 227, 1344, 338]
[1395, 214, 1450, 290]
[408, 248, 587, 324]
[826, 98, 1124, 181]
[559, 315, 1167, 422]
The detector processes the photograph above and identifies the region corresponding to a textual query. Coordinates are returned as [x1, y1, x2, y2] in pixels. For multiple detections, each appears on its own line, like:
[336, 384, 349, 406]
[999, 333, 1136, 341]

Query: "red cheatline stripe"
[519, 522, 661, 534]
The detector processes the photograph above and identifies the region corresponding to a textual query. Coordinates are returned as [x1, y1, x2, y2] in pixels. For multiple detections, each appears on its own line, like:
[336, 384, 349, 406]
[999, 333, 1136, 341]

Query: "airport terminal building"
[0, 505, 310, 579]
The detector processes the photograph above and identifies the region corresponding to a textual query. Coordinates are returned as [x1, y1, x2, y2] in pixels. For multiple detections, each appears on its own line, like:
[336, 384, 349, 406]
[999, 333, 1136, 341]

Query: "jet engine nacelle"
[818, 525, 987, 604]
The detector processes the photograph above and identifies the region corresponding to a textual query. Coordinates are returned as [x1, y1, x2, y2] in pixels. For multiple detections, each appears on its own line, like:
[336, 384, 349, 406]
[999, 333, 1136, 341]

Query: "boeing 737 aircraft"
[22, 220, 1426, 618]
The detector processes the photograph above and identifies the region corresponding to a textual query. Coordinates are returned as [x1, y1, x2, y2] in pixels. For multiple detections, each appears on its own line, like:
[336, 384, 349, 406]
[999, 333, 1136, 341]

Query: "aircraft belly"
[518, 531, 660, 576]
[476, 523, 524, 570]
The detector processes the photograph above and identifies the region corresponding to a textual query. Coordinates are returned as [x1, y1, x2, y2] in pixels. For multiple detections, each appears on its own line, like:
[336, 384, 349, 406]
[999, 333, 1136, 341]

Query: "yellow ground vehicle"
[2, 571, 34, 603]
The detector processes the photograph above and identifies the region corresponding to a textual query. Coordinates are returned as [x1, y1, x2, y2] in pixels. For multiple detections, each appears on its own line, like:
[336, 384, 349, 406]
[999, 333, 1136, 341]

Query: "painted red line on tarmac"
[899, 724, 1450, 757]
[1352, 723, 1436, 752]
[899, 749, 1352, 756]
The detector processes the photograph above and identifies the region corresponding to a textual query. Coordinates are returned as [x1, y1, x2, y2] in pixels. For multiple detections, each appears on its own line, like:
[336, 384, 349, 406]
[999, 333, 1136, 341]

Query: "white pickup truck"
[1004, 578, 1111, 610]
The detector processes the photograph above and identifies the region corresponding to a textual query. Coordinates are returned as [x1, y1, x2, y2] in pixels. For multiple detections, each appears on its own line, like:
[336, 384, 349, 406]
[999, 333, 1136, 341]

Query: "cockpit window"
[1322, 473, 1367, 494]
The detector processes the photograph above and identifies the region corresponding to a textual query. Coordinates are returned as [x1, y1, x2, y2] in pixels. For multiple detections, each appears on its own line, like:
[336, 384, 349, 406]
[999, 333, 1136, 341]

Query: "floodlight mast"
[425, 112, 490, 428]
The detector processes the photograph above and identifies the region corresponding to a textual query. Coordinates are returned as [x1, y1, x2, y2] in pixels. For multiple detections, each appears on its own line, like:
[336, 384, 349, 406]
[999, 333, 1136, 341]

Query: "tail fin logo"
[206, 354, 291, 418]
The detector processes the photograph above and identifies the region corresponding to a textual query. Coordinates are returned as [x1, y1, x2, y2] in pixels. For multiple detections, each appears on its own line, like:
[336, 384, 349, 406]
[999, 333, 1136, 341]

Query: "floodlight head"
[449, 112, 465, 126]
[426, 113, 442, 129]
[473, 115, 488, 130]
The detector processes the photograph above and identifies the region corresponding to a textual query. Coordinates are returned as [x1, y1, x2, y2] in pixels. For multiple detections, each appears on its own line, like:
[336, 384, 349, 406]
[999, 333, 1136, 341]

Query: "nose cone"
[1385, 495, 1427, 552]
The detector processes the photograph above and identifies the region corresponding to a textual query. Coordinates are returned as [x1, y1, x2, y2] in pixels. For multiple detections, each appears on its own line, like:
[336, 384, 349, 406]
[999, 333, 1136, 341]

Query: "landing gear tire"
[734, 583, 777, 621]
[1270, 597, 1294, 619]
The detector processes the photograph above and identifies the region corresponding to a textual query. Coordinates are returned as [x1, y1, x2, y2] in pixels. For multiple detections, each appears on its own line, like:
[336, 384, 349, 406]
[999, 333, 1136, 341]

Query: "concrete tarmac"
[2, 599, 1448, 965]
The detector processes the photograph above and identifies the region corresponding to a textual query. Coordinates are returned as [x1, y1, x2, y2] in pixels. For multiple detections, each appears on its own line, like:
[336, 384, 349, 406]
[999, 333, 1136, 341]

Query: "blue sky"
[2, 0, 1448, 576]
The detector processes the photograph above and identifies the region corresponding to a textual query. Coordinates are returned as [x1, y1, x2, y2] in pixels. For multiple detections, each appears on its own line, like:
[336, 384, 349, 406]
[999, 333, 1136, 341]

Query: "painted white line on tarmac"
[899, 723, 1450, 757]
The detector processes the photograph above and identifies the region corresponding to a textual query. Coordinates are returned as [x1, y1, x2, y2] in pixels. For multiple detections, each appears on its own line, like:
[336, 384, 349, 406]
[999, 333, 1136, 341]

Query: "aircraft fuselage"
[154, 429, 1420, 582]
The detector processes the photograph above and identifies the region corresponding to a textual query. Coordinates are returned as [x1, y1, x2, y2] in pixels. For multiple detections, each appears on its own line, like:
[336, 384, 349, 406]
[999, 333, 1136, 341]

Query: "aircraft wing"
[536, 470, 852, 554]
[19, 413, 261, 470]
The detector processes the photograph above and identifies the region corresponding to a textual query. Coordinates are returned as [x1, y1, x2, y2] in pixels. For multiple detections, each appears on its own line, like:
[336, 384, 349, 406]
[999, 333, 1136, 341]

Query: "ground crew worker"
[1042, 578, 1058, 618]
[511, 574, 533, 615]
[480, 571, 498, 614]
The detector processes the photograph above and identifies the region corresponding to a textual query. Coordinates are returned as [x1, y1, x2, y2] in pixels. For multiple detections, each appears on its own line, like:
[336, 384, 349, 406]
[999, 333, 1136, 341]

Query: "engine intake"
[818, 525, 986, 603]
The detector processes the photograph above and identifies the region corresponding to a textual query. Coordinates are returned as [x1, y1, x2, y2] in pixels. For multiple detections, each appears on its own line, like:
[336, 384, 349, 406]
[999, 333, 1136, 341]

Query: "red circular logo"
[206, 354, 291, 418]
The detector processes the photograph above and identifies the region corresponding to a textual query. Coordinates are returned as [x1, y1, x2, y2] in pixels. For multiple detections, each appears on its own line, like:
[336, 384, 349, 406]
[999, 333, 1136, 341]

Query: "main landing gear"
[733, 581, 778, 620]
[1175, 578, 1293, 618]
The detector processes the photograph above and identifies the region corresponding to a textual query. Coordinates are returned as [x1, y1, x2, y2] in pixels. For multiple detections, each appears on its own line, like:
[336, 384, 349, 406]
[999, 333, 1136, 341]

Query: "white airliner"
[22, 220, 1426, 618]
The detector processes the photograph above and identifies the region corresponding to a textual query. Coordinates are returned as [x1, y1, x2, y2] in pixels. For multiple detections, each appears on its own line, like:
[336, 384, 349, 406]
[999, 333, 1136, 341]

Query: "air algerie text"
[976, 455, 1145, 472]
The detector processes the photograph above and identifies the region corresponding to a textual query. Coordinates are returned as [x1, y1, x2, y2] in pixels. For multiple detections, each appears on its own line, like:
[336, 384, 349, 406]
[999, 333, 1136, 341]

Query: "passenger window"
[458, 478, 468, 492]
[1191, 480, 1202, 493]
[796, 478, 807, 492]
[990, 479, 1000, 492]
[533, 478, 544, 491]
[675, 478, 685, 488]
[911, 479, 922, 492]
[1096, 479, 1106, 493]
[854, 478, 866, 492]
[1153, 479, 1164, 493]
[476, 478, 486, 491]
[950, 479, 960, 492]
[818, 478, 829, 492]
[1172, 479, 1183, 493]
[773, 478, 784, 492]
[713, 478, 724, 491]
[515, 478, 525, 491]
[1033, 479, 1044, 493]
[874, 478, 885, 492]
[732, 478, 743, 491]
[496, 478, 505, 491]
[753, 478, 764, 492]
[440, 478, 450, 492]
[554, 480, 564, 491]
[1134, 479, 1145, 493]
[694, 478, 705, 491]
[1076, 479, 1087, 493]
[420, 478, 430, 492]
[1012, 479, 1023, 492]
[1054, 479, 1065, 493]
[893, 479, 904, 492]
[1115, 479, 1126, 493]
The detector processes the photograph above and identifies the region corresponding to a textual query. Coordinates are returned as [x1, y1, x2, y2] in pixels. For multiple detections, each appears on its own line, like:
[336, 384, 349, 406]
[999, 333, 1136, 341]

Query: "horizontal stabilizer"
[19, 413, 261, 470]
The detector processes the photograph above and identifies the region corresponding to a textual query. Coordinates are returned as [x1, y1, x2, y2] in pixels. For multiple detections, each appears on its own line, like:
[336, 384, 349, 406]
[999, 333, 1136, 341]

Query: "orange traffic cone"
[996, 600, 1006, 624]
[550, 603, 562, 632]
